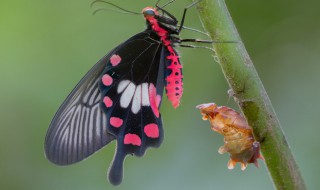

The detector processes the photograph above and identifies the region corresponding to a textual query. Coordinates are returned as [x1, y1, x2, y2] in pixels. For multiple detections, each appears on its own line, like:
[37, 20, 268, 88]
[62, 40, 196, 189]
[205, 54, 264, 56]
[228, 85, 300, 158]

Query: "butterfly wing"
[45, 30, 167, 185]
[45, 51, 118, 165]
[97, 30, 167, 185]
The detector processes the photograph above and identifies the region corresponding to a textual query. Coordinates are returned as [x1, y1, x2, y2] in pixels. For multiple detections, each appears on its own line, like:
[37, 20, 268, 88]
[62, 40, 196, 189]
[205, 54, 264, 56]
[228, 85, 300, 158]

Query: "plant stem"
[193, 0, 306, 189]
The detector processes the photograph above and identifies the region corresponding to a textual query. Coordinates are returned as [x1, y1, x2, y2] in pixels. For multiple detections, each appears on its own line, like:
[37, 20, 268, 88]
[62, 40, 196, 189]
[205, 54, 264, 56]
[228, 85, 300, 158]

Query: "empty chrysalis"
[196, 103, 264, 170]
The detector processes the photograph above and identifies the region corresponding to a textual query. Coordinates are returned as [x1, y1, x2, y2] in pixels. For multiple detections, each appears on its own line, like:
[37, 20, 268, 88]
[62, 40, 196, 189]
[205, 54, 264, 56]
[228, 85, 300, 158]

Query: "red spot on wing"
[156, 95, 161, 108]
[110, 54, 121, 66]
[148, 84, 159, 117]
[110, 117, 123, 128]
[124, 134, 141, 146]
[103, 96, 113, 108]
[102, 74, 113, 86]
[144, 123, 159, 138]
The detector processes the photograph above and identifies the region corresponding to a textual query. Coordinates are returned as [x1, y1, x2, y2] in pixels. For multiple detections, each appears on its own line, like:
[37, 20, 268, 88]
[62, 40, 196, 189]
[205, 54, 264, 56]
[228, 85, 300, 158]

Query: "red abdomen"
[164, 46, 183, 108]
[145, 16, 183, 108]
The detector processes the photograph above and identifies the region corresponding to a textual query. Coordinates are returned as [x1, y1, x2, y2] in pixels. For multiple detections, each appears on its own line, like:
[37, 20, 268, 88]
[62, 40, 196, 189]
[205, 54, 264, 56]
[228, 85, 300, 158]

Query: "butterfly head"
[142, 7, 158, 18]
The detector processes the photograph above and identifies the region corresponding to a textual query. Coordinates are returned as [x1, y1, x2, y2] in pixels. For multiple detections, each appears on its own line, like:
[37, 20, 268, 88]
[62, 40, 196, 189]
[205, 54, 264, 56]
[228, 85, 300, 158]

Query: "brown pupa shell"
[196, 103, 264, 170]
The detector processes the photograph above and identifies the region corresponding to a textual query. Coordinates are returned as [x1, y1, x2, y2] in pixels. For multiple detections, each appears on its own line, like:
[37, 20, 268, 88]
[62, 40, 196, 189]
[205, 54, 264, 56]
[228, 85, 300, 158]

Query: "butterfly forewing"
[45, 53, 116, 165]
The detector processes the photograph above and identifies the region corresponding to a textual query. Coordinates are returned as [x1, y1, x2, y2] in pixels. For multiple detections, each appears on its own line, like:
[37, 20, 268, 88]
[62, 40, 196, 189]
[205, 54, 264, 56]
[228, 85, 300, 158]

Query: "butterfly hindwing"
[98, 31, 166, 185]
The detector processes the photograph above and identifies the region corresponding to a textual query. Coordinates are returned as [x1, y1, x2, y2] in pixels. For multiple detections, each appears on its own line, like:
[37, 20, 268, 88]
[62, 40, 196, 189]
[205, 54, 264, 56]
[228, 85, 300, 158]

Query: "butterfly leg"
[170, 36, 213, 51]
[179, 44, 214, 51]
[181, 38, 238, 44]
[178, 0, 204, 32]
[179, 39, 237, 51]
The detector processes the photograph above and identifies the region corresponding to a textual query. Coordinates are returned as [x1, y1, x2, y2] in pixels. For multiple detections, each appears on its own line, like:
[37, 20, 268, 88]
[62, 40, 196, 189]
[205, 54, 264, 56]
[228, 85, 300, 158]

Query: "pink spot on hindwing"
[144, 123, 159, 138]
[148, 83, 160, 117]
[124, 134, 141, 146]
[156, 95, 161, 108]
[110, 117, 123, 128]
[102, 74, 113, 86]
[103, 96, 113, 108]
[110, 54, 121, 66]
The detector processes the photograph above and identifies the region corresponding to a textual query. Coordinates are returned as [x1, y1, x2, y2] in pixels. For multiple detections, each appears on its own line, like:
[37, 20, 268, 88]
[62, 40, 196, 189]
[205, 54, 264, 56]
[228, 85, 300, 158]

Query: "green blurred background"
[1, 0, 319, 189]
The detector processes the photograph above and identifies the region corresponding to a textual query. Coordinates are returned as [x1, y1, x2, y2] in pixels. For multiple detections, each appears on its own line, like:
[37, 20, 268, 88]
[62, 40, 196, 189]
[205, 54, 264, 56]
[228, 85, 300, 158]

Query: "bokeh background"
[1, 0, 319, 189]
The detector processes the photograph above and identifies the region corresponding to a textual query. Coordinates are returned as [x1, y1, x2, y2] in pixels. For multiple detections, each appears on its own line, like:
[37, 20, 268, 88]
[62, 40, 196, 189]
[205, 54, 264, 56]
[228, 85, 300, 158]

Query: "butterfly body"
[45, 6, 183, 185]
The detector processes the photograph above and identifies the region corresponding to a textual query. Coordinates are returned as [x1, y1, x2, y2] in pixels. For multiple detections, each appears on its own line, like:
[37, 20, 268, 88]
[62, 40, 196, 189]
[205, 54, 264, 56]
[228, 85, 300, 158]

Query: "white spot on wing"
[120, 82, 136, 108]
[132, 84, 142, 114]
[117, 80, 130, 93]
[141, 83, 150, 106]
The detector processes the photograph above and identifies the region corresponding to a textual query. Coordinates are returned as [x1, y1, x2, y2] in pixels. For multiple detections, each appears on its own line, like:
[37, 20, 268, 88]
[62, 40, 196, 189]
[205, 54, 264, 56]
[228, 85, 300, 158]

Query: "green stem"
[194, 0, 306, 189]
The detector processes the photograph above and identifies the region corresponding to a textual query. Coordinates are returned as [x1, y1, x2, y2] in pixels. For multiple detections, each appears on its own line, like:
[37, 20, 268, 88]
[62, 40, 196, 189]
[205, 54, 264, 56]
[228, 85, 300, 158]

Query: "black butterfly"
[45, 1, 202, 186]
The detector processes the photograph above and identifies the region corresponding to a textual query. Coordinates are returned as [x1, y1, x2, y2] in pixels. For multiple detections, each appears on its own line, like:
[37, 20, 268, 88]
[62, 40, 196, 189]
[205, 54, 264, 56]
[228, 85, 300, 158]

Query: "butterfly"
[44, 2, 194, 186]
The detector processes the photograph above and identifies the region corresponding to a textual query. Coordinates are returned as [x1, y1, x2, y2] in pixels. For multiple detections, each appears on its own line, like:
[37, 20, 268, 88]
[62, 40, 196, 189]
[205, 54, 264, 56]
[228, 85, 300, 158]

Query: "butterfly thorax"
[143, 7, 183, 108]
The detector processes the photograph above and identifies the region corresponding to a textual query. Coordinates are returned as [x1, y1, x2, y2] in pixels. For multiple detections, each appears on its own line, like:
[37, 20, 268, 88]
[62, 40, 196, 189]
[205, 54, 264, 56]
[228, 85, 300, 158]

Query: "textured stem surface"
[194, 0, 306, 189]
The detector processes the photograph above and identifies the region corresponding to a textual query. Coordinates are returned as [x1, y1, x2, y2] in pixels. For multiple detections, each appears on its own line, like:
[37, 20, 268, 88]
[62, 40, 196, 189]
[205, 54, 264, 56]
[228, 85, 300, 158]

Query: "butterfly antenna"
[160, 0, 176, 8]
[91, 0, 141, 15]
